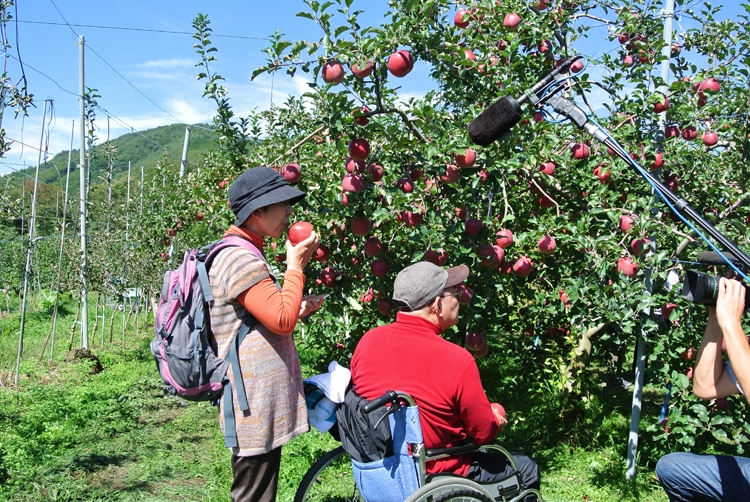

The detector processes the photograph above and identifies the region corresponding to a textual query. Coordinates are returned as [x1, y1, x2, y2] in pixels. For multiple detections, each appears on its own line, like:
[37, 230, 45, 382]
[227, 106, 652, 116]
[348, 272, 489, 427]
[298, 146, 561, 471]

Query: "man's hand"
[490, 402, 508, 430]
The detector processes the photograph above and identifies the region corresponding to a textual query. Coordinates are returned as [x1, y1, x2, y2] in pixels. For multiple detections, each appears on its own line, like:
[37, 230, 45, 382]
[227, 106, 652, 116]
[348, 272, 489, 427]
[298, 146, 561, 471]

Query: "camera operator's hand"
[716, 278, 745, 334]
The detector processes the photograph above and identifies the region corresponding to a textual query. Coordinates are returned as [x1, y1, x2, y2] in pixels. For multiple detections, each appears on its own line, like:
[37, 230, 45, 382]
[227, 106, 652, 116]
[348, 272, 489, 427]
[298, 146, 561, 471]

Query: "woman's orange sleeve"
[236, 269, 306, 335]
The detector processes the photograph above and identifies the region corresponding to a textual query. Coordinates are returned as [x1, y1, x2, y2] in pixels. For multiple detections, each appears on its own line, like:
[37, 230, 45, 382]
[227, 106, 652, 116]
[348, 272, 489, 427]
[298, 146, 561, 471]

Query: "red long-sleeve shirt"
[351, 313, 499, 476]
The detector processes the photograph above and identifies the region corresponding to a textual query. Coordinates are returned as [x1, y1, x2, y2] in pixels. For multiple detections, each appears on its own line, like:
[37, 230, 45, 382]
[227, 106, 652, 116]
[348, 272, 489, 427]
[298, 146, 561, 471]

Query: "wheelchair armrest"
[425, 443, 481, 460]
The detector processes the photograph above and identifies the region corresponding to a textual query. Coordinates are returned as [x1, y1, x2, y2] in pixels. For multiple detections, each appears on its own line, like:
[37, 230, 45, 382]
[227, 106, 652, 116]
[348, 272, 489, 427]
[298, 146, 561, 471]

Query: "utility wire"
[17, 19, 279, 42]
[46, 0, 191, 131]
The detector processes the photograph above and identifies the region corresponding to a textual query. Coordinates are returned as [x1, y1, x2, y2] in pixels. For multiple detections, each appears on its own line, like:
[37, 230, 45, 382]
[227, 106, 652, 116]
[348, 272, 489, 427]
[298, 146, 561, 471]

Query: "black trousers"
[230, 447, 282, 502]
[466, 451, 541, 502]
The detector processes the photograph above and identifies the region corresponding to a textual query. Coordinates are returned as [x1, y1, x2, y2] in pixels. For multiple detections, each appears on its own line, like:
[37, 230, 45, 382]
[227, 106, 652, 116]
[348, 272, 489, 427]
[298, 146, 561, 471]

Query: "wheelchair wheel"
[294, 446, 362, 502]
[404, 477, 496, 502]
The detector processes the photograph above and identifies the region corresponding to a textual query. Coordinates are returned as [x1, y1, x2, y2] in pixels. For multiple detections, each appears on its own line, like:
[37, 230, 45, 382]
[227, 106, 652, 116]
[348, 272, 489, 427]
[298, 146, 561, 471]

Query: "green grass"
[0, 295, 673, 501]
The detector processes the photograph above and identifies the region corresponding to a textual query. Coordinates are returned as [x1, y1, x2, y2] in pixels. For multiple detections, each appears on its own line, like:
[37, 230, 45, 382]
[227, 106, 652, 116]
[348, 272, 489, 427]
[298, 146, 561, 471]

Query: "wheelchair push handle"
[363, 390, 398, 413]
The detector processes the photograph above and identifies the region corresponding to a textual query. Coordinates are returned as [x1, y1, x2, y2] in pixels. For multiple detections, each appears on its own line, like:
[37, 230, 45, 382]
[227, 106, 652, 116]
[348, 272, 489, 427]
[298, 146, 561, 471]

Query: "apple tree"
[143, 0, 750, 463]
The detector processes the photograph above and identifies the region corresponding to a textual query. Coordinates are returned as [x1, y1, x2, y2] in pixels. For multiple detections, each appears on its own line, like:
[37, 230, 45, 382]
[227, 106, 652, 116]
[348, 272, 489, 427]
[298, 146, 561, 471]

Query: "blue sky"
[1, 0, 744, 176]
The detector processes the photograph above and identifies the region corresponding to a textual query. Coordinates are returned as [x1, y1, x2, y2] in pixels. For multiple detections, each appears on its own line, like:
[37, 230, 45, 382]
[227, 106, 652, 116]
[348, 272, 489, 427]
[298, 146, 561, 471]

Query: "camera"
[681, 252, 750, 310]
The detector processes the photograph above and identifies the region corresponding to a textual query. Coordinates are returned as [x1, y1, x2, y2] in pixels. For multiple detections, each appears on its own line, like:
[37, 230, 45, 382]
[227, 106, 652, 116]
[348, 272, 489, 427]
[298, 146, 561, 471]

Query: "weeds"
[0, 296, 675, 501]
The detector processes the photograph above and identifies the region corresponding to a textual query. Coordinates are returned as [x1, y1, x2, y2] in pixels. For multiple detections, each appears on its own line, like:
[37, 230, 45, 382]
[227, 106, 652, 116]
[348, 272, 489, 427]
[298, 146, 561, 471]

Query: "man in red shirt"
[351, 261, 540, 498]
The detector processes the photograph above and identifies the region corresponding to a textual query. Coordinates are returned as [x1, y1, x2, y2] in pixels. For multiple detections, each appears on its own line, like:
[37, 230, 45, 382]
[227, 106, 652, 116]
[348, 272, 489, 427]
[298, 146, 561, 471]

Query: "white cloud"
[136, 59, 194, 69]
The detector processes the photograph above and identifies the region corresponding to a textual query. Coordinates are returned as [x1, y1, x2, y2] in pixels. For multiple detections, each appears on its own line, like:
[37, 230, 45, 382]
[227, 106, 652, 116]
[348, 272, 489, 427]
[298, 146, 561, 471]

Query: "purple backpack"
[151, 235, 263, 448]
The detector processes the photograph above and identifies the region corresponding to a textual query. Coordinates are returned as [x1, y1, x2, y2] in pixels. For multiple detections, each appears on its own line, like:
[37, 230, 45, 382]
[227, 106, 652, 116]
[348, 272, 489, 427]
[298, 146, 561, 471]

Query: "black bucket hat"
[229, 167, 306, 226]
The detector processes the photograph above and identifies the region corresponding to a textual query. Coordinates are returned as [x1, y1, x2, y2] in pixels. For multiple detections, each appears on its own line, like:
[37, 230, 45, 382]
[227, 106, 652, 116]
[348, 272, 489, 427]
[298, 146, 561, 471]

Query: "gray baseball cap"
[393, 262, 470, 311]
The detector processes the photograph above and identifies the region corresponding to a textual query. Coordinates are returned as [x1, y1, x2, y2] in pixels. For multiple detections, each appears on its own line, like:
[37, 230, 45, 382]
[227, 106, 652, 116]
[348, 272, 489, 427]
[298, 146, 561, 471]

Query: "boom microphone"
[467, 55, 583, 146]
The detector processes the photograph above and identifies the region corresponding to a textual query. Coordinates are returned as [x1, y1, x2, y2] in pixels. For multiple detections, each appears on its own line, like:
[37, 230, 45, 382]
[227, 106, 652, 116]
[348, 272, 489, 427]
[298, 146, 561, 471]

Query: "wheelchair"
[295, 390, 542, 502]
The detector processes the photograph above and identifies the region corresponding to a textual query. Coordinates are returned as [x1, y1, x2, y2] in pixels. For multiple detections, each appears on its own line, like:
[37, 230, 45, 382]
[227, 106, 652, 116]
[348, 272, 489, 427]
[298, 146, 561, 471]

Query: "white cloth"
[304, 361, 352, 404]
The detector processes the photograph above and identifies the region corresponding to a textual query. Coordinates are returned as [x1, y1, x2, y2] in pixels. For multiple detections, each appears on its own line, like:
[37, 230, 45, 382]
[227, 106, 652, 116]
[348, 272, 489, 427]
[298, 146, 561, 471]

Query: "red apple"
[702, 131, 719, 146]
[351, 60, 374, 79]
[479, 245, 504, 267]
[348, 138, 370, 161]
[313, 244, 330, 262]
[631, 238, 647, 256]
[465, 332, 485, 351]
[160, 252, 169, 262]
[649, 152, 664, 171]
[682, 126, 698, 141]
[455, 284, 473, 305]
[671, 42, 681, 56]
[346, 157, 365, 174]
[538, 195, 555, 208]
[622, 55, 635, 67]
[496, 229, 514, 248]
[400, 210, 424, 227]
[680, 346, 695, 361]
[539, 161, 556, 176]
[288, 221, 314, 245]
[396, 176, 414, 193]
[281, 163, 301, 183]
[425, 249, 448, 266]
[441, 164, 460, 184]
[454, 9, 470, 28]
[320, 267, 338, 287]
[696, 77, 720, 94]
[497, 261, 513, 274]
[572, 142, 590, 160]
[377, 299, 393, 316]
[218, 179, 228, 189]
[455, 148, 477, 168]
[364, 236, 383, 257]
[686, 367, 694, 380]
[342, 173, 365, 193]
[354, 106, 371, 126]
[410, 168, 423, 181]
[538, 236, 556, 255]
[472, 342, 489, 359]
[455, 205, 467, 220]
[321, 61, 345, 84]
[593, 165, 611, 183]
[653, 95, 669, 113]
[617, 257, 639, 278]
[663, 303, 678, 322]
[503, 13, 521, 31]
[665, 125, 681, 139]
[367, 163, 384, 182]
[387, 49, 414, 78]
[491, 402, 506, 418]
[513, 256, 533, 277]
[167, 228, 177, 237]
[351, 217, 372, 236]
[371, 259, 389, 277]
[570, 60, 584, 73]
[715, 397, 729, 412]
[465, 218, 483, 236]
[619, 215, 635, 232]
[195, 211, 204, 222]
[617, 33, 630, 44]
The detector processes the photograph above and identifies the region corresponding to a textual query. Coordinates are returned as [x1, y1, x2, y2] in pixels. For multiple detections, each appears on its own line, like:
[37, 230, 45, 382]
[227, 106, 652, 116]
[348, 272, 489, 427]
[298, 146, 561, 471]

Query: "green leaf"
[346, 296, 363, 311]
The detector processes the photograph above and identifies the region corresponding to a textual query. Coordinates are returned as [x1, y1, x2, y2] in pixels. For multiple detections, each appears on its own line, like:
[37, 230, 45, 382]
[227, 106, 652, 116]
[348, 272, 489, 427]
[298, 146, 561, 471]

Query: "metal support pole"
[78, 35, 89, 349]
[47, 120, 75, 360]
[14, 100, 47, 385]
[179, 125, 191, 177]
[626, 0, 674, 481]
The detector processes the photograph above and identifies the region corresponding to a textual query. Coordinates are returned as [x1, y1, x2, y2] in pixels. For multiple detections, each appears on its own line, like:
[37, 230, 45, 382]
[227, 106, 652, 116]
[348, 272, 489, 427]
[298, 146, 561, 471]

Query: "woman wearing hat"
[209, 166, 324, 502]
